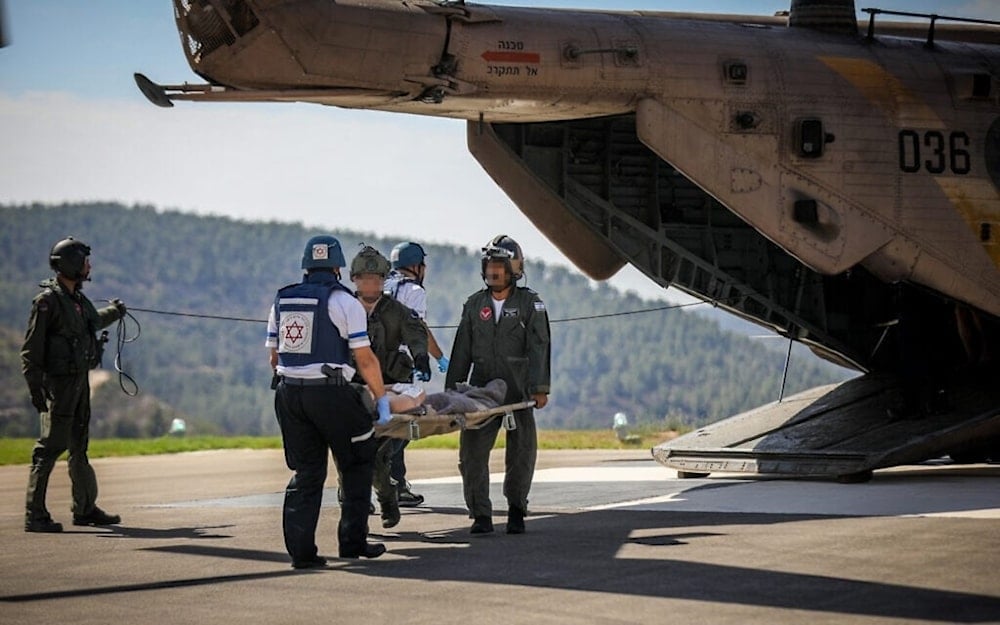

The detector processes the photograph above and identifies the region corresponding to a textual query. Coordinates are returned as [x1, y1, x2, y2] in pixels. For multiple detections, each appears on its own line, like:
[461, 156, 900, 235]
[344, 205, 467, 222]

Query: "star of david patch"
[279, 311, 313, 353]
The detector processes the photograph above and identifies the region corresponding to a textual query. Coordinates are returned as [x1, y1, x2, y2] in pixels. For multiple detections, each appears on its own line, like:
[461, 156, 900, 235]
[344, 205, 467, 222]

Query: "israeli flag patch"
[534, 301, 546, 311]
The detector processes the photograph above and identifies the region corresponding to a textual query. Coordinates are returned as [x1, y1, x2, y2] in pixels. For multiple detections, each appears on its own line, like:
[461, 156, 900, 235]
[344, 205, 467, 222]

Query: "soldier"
[446, 235, 551, 535]
[22, 237, 127, 533]
[267, 235, 391, 566]
[348, 245, 430, 529]
[384, 241, 449, 506]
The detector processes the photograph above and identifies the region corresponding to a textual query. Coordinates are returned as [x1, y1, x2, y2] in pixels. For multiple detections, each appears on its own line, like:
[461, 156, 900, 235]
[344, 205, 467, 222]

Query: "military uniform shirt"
[361, 296, 428, 384]
[446, 287, 551, 403]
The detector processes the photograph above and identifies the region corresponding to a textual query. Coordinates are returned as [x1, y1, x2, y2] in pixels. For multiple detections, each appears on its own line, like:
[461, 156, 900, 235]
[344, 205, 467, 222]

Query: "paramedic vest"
[384, 271, 417, 300]
[275, 272, 351, 368]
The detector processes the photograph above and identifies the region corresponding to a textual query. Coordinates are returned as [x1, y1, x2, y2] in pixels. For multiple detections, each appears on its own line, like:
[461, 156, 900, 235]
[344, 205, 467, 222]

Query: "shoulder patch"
[534, 301, 546, 311]
[34, 288, 57, 312]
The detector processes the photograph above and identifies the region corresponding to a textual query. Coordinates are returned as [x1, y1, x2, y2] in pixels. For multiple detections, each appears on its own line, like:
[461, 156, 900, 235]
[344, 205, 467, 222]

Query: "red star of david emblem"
[284, 321, 305, 343]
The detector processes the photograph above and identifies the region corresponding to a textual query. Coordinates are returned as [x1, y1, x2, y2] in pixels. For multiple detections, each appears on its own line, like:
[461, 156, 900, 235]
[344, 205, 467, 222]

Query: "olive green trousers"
[25, 374, 100, 521]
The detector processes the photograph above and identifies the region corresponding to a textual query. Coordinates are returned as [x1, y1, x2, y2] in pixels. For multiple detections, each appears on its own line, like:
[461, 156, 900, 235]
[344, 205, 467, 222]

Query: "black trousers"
[274, 382, 376, 561]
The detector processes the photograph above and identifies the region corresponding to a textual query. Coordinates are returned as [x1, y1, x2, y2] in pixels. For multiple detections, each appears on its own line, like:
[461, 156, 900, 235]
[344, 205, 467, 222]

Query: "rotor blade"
[0, 0, 9, 48]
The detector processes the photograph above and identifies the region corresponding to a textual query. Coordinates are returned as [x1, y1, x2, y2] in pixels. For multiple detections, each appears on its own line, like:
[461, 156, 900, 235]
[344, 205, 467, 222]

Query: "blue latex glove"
[414, 368, 431, 382]
[437, 355, 450, 373]
[376, 395, 392, 425]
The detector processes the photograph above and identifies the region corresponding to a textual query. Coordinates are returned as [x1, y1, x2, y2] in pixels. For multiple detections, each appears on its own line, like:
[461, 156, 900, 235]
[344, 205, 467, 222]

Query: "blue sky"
[1, 0, 996, 299]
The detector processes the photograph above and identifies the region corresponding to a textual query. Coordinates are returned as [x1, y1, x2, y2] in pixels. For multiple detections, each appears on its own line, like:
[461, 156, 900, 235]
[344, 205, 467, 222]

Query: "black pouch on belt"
[320, 364, 345, 383]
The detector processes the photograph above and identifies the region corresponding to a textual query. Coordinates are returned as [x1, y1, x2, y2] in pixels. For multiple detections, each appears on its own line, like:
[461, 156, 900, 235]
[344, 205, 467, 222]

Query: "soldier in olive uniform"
[446, 235, 551, 535]
[384, 241, 449, 507]
[348, 245, 431, 529]
[22, 237, 127, 533]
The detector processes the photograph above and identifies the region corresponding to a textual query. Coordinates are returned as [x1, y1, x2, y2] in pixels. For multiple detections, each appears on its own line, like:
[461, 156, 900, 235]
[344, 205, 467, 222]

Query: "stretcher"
[374, 400, 536, 440]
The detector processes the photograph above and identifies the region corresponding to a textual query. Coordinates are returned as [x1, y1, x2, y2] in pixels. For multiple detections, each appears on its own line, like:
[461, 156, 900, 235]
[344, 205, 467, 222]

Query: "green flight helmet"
[390, 241, 426, 269]
[350, 245, 391, 278]
[49, 236, 91, 280]
[301, 235, 346, 270]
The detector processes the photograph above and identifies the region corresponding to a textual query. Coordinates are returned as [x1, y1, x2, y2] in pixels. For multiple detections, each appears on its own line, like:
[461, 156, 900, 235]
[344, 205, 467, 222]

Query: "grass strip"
[0, 426, 678, 466]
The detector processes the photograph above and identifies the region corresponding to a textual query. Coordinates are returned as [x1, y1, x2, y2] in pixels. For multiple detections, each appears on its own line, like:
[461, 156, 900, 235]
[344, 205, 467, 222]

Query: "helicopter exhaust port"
[174, 0, 260, 62]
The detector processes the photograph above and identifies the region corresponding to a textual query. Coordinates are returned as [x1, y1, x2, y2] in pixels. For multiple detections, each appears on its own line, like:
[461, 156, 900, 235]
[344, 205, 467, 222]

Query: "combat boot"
[339, 542, 387, 559]
[291, 556, 327, 569]
[470, 515, 494, 534]
[379, 493, 401, 529]
[25, 515, 63, 533]
[506, 507, 526, 534]
[72, 506, 121, 526]
[397, 481, 424, 507]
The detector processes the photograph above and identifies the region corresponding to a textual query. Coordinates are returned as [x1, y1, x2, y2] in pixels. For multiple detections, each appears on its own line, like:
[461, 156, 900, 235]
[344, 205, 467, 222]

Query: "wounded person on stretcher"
[359, 378, 509, 418]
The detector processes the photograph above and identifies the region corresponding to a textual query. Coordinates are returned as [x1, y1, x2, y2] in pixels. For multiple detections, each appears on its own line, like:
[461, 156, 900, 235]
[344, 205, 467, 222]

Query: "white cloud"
[1, 92, 514, 240]
[0, 91, 677, 301]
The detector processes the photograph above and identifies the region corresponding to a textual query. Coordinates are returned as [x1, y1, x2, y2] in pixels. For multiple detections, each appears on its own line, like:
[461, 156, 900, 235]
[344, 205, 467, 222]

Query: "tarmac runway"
[1, 448, 998, 625]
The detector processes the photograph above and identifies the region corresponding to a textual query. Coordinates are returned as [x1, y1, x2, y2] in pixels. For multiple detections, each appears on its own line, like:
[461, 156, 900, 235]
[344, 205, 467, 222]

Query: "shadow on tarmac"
[0, 569, 302, 603]
[4, 508, 996, 623]
[90, 524, 235, 540]
[371, 509, 1000, 623]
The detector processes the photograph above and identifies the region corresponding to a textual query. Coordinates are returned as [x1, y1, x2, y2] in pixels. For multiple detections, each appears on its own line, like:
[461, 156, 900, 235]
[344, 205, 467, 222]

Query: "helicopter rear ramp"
[652, 369, 1000, 480]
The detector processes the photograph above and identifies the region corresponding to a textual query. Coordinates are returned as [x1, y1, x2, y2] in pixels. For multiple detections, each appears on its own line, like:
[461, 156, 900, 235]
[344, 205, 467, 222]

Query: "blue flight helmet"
[390, 241, 426, 269]
[301, 235, 346, 270]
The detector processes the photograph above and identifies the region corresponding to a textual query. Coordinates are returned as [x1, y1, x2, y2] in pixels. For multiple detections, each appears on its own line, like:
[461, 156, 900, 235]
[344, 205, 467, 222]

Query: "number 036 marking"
[898, 130, 971, 175]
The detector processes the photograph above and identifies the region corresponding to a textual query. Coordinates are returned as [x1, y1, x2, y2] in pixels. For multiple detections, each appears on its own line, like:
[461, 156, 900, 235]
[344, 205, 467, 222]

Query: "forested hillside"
[0, 203, 854, 436]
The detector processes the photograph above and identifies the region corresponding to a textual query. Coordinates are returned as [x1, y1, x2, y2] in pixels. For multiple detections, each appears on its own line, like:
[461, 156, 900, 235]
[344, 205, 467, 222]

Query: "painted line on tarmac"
[149, 463, 1000, 519]
[417, 465, 1000, 518]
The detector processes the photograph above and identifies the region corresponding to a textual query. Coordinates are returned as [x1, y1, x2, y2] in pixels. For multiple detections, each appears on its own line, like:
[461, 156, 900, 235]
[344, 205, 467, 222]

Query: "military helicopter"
[137, 0, 1000, 481]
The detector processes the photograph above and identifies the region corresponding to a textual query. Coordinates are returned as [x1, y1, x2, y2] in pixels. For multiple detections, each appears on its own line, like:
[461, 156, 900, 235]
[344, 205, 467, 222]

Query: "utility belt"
[279, 365, 347, 387]
[279, 376, 348, 386]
